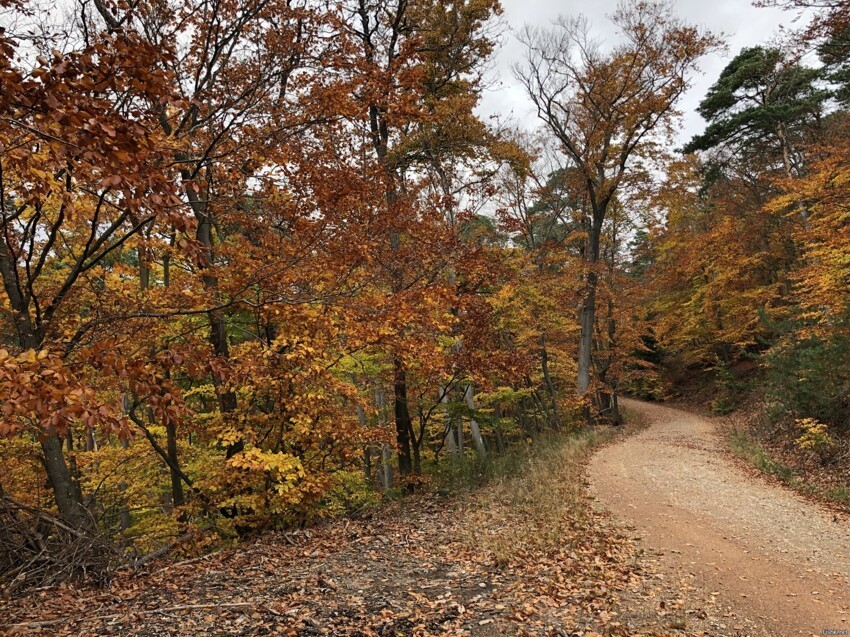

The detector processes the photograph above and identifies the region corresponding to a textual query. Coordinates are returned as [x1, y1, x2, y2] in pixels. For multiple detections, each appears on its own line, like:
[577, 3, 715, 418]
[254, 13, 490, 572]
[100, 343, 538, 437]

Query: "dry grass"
[460, 429, 606, 565]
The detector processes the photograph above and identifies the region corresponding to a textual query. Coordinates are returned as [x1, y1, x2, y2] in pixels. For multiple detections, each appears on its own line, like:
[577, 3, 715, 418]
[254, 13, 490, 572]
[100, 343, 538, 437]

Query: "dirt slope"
[590, 398, 850, 637]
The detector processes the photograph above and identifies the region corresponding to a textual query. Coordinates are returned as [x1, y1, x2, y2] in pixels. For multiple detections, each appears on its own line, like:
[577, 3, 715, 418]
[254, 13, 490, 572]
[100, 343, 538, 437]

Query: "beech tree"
[0, 6, 186, 530]
[515, 0, 718, 421]
[342, 0, 501, 479]
[495, 134, 584, 427]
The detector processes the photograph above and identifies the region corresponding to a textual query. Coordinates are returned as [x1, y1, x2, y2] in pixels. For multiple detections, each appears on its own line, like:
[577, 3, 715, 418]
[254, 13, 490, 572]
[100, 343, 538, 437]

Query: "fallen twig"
[2, 495, 88, 538]
[151, 548, 223, 575]
[1, 602, 258, 629]
[127, 524, 214, 571]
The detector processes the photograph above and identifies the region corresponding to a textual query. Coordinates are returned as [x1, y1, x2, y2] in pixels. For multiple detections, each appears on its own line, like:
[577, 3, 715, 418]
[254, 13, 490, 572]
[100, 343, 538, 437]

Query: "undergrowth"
[729, 429, 797, 483]
[729, 428, 850, 510]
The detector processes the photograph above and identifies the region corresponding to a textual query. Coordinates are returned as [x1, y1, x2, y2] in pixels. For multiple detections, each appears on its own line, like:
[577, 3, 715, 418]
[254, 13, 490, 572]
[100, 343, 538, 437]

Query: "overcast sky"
[478, 0, 799, 146]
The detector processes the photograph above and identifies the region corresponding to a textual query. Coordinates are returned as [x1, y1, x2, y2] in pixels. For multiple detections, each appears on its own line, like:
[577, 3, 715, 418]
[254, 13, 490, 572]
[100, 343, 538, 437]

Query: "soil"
[590, 398, 850, 637]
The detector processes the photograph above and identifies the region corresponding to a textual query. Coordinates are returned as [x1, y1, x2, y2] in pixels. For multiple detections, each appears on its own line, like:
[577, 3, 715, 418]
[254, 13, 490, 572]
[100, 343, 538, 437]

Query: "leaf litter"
[1, 430, 703, 636]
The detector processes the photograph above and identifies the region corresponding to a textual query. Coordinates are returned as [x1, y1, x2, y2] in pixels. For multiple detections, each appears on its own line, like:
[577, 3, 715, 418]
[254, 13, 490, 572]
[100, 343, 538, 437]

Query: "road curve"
[589, 398, 850, 637]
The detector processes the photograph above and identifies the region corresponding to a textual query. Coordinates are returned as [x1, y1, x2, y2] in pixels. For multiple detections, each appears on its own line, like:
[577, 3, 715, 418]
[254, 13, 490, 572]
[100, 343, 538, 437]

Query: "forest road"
[589, 398, 850, 637]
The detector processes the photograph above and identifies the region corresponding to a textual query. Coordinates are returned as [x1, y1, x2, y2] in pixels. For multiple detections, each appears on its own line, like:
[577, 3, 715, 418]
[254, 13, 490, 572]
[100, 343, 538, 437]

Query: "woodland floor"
[2, 401, 850, 636]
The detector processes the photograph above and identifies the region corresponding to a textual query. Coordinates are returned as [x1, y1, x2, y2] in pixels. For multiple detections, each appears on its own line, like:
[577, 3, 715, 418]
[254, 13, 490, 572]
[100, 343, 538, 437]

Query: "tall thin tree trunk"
[441, 384, 459, 458]
[464, 384, 486, 459]
[776, 122, 809, 228]
[166, 423, 185, 507]
[141, 246, 186, 507]
[85, 427, 97, 452]
[518, 397, 531, 436]
[393, 357, 414, 478]
[410, 420, 421, 474]
[181, 172, 240, 458]
[577, 273, 597, 398]
[356, 403, 374, 483]
[118, 437, 131, 532]
[380, 444, 394, 490]
[611, 393, 621, 426]
[375, 389, 393, 490]
[539, 335, 562, 429]
[597, 294, 622, 426]
[578, 219, 602, 425]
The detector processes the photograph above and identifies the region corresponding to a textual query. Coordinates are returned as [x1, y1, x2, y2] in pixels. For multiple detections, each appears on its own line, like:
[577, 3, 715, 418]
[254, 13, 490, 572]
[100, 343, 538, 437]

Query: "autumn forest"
[1, 0, 849, 631]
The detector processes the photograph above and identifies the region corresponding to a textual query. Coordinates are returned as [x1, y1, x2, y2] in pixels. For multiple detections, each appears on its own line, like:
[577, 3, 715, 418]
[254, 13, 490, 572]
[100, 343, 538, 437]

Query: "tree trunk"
[464, 384, 486, 459]
[374, 389, 393, 490]
[119, 437, 131, 532]
[166, 422, 185, 507]
[578, 215, 602, 425]
[411, 419, 421, 474]
[141, 245, 186, 508]
[85, 427, 97, 452]
[41, 434, 92, 532]
[356, 403, 374, 483]
[539, 335, 562, 430]
[611, 392, 621, 425]
[182, 172, 240, 458]
[577, 271, 597, 398]
[596, 390, 621, 425]
[380, 443, 394, 490]
[441, 384, 459, 458]
[393, 357, 414, 478]
[364, 446, 374, 484]
[0, 235, 93, 531]
[775, 122, 809, 228]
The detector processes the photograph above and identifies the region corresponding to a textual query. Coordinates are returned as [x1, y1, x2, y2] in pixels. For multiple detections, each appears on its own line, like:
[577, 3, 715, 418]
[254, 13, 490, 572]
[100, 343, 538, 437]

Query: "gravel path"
[589, 398, 850, 637]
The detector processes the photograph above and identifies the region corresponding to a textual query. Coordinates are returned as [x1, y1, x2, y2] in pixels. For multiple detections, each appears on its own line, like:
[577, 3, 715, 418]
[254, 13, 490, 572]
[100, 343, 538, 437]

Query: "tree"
[643, 157, 789, 368]
[770, 113, 850, 339]
[757, 0, 850, 47]
[342, 0, 501, 479]
[683, 46, 828, 186]
[495, 133, 585, 428]
[0, 6, 188, 530]
[515, 0, 717, 421]
[818, 26, 850, 104]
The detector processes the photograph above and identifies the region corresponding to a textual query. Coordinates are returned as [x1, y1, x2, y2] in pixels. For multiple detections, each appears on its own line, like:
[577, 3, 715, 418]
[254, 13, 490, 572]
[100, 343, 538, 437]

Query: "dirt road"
[590, 398, 850, 636]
